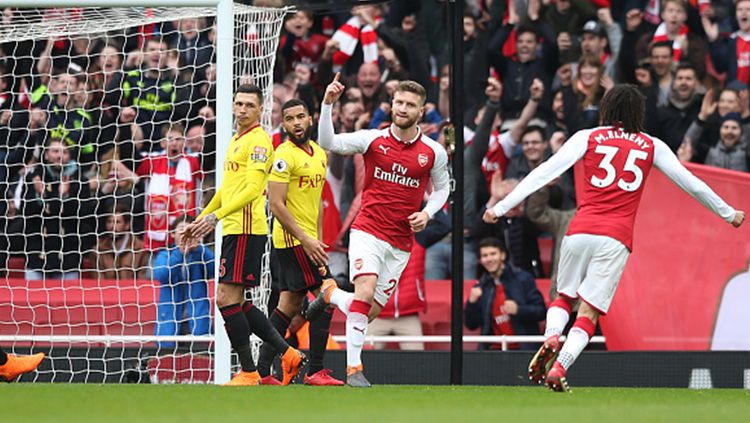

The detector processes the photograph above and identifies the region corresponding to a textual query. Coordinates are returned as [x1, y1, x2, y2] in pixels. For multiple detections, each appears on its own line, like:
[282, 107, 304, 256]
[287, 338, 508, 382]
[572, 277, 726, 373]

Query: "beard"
[287, 126, 311, 145]
[392, 114, 419, 130]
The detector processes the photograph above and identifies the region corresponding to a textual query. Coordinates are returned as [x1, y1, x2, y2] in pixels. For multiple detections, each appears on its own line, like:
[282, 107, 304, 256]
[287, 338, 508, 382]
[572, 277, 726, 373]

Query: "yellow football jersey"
[269, 140, 327, 248]
[200, 124, 273, 235]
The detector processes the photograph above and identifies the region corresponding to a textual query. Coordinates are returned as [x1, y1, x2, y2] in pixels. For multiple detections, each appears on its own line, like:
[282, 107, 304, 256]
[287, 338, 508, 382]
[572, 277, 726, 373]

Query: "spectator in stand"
[368, 241, 427, 351]
[21, 138, 96, 280]
[705, 0, 750, 86]
[44, 71, 96, 169]
[579, 10, 622, 81]
[651, 63, 704, 152]
[93, 204, 148, 280]
[354, 62, 387, 115]
[620, 5, 675, 105]
[647, 42, 675, 108]
[507, 125, 576, 210]
[175, 17, 213, 82]
[464, 237, 545, 351]
[560, 54, 613, 132]
[185, 123, 206, 155]
[634, 0, 708, 81]
[135, 123, 202, 251]
[277, 10, 329, 84]
[487, 2, 559, 121]
[702, 112, 750, 171]
[105, 38, 185, 146]
[679, 87, 748, 163]
[153, 215, 213, 348]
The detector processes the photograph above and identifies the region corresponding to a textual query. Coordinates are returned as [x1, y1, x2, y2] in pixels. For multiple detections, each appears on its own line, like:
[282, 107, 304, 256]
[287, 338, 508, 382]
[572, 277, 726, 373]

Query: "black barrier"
[13, 348, 750, 387]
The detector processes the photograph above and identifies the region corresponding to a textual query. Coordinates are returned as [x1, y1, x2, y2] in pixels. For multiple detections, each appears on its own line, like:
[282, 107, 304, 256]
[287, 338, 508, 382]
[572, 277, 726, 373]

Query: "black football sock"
[219, 304, 255, 373]
[0, 348, 7, 366]
[308, 308, 333, 375]
[256, 309, 292, 377]
[243, 302, 289, 353]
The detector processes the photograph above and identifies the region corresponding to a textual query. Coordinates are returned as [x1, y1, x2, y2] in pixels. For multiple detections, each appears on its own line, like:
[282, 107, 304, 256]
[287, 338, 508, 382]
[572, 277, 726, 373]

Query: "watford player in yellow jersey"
[181, 84, 305, 386]
[255, 99, 343, 386]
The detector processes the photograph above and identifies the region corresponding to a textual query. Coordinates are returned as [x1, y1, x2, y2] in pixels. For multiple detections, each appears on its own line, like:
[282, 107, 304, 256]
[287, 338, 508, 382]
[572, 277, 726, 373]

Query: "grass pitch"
[3, 384, 748, 423]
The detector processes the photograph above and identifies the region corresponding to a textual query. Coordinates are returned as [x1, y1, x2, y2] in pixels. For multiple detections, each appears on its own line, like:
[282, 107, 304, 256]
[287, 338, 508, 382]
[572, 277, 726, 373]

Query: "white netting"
[0, 4, 288, 383]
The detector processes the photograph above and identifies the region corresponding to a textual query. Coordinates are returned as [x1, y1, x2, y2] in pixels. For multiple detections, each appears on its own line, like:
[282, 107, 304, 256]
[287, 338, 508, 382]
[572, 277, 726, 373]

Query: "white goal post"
[0, 0, 289, 384]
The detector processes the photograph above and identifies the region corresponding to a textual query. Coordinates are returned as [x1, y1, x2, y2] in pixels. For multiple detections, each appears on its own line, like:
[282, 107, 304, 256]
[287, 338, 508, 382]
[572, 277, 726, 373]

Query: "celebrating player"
[181, 84, 306, 386]
[0, 348, 44, 382]
[307, 74, 450, 387]
[482, 84, 745, 392]
[255, 99, 343, 386]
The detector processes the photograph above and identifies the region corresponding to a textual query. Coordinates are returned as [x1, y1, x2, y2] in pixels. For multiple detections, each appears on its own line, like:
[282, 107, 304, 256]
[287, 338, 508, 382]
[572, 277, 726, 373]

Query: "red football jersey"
[352, 128, 448, 251]
[566, 127, 656, 250]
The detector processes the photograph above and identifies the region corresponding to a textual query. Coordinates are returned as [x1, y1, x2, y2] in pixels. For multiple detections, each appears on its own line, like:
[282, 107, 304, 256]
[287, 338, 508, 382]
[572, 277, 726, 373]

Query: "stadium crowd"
[1, 0, 749, 349]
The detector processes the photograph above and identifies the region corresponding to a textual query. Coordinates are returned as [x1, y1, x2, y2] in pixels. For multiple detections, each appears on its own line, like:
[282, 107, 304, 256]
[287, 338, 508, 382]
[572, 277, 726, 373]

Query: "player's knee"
[354, 285, 375, 303]
[277, 291, 304, 316]
[352, 276, 377, 302]
[216, 283, 242, 308]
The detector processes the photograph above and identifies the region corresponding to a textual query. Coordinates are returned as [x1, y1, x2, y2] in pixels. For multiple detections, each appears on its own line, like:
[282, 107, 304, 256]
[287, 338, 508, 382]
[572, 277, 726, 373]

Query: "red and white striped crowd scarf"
[331, 17, 378, 71]
[653, 22, 689, 63]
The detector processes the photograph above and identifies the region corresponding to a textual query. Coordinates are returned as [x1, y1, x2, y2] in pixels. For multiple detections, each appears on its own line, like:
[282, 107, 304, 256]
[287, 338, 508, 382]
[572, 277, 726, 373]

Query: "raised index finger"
[333, 72, 341, 83]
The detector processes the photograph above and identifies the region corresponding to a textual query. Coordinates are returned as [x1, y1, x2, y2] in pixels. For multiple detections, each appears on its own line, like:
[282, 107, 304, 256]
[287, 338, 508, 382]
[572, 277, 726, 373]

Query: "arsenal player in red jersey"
[484, 84, 745, 392]
[307, 74, 450, 387]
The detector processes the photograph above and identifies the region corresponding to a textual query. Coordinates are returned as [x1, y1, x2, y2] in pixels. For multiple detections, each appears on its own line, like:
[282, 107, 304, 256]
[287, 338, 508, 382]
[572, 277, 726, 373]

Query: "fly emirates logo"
[373, 162, 421, 188]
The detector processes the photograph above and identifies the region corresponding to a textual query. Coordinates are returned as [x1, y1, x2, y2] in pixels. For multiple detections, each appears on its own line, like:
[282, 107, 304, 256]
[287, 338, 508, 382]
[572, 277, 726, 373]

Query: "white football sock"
[544, 306, 570, 338]
[556, 326, 590, 370]
[330, 289, 354, 315]
[346, 312, 368, 367]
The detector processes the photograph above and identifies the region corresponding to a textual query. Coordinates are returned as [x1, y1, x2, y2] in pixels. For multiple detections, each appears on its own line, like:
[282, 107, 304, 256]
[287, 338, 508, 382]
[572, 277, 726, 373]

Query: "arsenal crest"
[417, 153, 428, 167]
[354, 258, 363, 270]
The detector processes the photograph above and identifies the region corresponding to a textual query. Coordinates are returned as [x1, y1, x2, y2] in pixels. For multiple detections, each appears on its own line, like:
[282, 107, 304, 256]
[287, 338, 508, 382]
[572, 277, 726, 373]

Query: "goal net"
[0, 3, 288, 383]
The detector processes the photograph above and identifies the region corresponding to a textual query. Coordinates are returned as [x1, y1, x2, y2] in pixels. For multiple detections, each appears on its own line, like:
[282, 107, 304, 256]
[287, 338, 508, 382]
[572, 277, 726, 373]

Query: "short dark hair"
[599, 84, 646, 133]
[394, 80, 427, 105]
[516, 25, 538, 40]
[674, 62, 698, 78]
[478, 237, 506, 252]
[281, 98, 309, 115]
[521, 125, 546, 141]
[649, 41, 673, 56]
[235, 84, 263, 103]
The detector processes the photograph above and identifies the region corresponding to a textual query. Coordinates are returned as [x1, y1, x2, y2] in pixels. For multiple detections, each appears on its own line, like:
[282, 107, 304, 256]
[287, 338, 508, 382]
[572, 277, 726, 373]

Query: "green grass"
[2, 385, 749, 423]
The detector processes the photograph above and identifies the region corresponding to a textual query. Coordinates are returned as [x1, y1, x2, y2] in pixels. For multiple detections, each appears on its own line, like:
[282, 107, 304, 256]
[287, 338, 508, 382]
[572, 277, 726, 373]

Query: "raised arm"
[484, 129, 590, 222]
[652, 138, 743, 226]
[318, 73, 377, 155]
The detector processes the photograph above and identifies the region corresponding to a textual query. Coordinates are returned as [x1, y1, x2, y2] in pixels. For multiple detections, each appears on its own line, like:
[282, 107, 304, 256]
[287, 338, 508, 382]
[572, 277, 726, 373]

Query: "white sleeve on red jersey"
[491, 128, 591, 217]
[652, 137, 737, 223]
[318, 103, 379, 155]
[422, 138, 451, 218]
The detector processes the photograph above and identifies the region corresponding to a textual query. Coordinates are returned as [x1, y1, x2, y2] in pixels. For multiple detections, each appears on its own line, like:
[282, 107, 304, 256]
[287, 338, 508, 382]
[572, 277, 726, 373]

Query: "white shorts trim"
[556, 233, 630, 314]
[348, 229, 410, 307]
